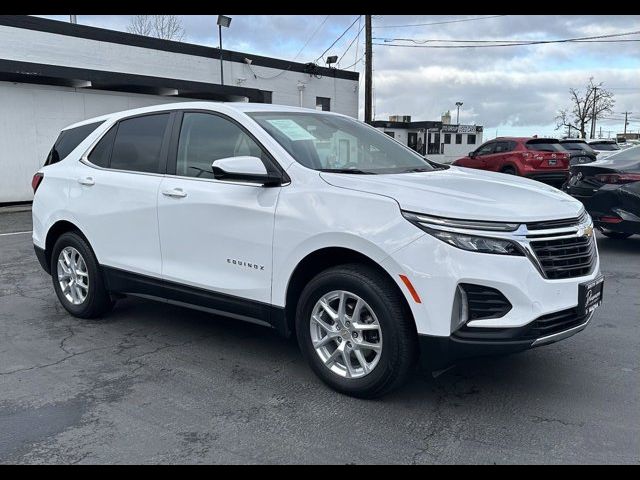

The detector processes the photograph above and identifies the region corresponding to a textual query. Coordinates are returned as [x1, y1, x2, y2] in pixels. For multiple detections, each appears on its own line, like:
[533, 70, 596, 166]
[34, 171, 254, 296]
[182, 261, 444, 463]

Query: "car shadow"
[596, 233, 640, 254]
[103, 296, 569, 404]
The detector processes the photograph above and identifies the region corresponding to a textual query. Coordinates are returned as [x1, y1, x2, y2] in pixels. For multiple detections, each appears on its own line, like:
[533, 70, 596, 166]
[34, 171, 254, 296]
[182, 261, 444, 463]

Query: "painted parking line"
[0, 231, 32, 237]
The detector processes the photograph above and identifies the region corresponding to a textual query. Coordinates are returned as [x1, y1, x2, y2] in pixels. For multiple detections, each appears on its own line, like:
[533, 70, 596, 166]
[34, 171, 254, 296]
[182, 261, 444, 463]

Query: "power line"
[314, 16, 361, 63]
[338, 22, 366, 67]
[374, 15, 506, 29]
[293, 15, 330, 61]
[373, 29, 640, 48]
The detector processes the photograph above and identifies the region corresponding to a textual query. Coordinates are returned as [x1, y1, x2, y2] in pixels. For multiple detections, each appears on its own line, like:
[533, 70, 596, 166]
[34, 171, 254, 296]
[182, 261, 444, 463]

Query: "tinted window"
[494, 141, 513, 153]
[590, 142, 620, 151]
[176, 113, 265, 179]
[476, 142, 494, 156]
[88, 126, 117, 168]
[444, 133, 451, 144]
[110, 114, 170, 173]
[526, 140, 563, 152]
[45, 121, 104, 166]
[467, 134, 476, 145]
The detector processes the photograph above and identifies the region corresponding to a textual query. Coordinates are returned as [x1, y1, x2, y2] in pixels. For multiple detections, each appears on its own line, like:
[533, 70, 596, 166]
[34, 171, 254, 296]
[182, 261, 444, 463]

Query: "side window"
[45, 120, 104, 166]
[176, 113, 266, 179]
[88, 126, 117, 168]
[494, 141, 512, 153]
[476, 142, 494, 156]
[110, 114, 170, 173]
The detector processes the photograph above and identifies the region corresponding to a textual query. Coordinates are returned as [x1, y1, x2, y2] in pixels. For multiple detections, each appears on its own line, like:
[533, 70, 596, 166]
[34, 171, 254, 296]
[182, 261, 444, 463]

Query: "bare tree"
[555, 77, 615, 138]
[127, 15, 185, 41]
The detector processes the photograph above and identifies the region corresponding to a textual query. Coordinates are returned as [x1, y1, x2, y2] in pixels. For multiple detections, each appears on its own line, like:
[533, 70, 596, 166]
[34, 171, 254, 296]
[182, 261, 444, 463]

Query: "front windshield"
[248, 111, 435, 174]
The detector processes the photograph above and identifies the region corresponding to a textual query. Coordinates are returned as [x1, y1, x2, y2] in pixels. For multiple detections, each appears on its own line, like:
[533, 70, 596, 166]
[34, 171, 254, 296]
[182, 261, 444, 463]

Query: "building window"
[455, 134, 463, 144]
[467, 134, 476, 145]
[262, 91, 273, 104]
[316, 97, 330, 111]
[444, 133, 451, 144]
[384, 131, 395, 138]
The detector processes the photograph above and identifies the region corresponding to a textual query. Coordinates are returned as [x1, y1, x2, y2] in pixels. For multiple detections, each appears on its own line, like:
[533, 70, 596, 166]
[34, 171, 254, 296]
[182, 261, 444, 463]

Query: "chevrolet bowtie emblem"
[581, 225, 594, 238]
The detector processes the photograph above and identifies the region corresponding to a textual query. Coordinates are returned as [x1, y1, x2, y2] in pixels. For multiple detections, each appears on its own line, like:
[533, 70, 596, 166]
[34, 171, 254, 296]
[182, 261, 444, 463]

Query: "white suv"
[32, 102, 604, 398]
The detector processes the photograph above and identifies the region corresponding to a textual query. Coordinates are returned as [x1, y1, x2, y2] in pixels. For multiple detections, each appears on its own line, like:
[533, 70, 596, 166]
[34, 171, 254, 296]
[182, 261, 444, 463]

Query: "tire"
[295, 264, 418, 398]
[50, 232, 114, 319]
[501, 166, 517, 175]
[601, 230, 633, 239]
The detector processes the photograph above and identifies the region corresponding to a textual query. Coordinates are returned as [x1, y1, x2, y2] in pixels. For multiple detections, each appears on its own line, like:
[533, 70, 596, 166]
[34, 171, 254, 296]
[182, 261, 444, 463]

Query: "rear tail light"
[599, 215, 624, 224]
[31, 172, 44, 193]
[595, 173, 640, 184]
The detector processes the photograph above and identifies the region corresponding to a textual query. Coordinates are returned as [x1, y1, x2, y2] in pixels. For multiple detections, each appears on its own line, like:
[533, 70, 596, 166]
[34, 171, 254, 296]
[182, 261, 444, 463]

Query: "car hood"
[319, 166, 583, 222]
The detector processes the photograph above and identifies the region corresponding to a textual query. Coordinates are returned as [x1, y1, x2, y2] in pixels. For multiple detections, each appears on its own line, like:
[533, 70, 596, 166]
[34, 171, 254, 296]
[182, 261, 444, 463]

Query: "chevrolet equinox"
[32, 102, 604, 398]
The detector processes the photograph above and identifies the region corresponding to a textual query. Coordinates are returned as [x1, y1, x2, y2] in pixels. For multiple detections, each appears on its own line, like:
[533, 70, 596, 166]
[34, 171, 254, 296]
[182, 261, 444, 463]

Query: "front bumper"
[418, 309, 593, 370]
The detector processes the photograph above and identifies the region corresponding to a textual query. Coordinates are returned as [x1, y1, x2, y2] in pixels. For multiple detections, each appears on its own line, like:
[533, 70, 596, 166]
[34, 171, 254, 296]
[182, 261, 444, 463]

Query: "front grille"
[460, 283, 511, 320]
[527, 307, 588, 338]
[529, 235, 596, 279]
[527, 211, 588, 231]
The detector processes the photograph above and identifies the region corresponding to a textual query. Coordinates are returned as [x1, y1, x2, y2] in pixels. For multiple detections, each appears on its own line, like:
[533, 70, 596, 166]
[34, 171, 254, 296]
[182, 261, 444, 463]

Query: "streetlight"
[455, 101, 463, 124]
[217, 15, 232, 86]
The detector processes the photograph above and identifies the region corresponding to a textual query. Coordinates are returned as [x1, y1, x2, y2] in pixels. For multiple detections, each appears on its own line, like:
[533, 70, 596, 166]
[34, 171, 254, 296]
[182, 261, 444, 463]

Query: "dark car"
[453, 137, 570, 188]
[564, 145, 640, 239]
[559, 139, 597, 166]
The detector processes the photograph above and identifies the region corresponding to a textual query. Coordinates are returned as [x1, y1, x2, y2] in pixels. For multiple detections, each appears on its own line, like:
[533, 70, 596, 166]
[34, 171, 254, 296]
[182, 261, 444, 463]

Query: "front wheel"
[295, 264, 418, 398]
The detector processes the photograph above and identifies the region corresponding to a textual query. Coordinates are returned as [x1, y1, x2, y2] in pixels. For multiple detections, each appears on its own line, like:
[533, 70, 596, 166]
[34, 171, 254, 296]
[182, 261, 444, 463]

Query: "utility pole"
[69, 15, 77, 24]
[623, 111, 631, 135]
[364, 14, 373, 125]
[590, 86, 598, 139]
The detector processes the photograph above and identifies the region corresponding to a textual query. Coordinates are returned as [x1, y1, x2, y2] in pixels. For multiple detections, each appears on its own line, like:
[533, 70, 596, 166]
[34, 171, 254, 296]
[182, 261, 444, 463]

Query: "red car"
[452, 137, 571, 187]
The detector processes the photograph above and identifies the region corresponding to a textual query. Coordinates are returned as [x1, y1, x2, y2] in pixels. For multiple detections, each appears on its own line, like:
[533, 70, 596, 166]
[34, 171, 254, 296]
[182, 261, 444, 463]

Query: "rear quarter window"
[45, 121, 105, 166]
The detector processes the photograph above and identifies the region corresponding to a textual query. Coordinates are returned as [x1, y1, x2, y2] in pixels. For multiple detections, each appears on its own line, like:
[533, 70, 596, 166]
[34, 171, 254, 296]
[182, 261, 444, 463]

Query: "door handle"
[78, 177, 95, 186]
[162, 188, 187, 198]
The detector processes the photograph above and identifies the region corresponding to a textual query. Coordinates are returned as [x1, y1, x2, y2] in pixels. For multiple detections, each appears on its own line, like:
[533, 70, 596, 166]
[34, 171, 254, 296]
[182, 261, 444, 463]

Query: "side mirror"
[468, 151, 477, 158]
[211, 156, 282, 186]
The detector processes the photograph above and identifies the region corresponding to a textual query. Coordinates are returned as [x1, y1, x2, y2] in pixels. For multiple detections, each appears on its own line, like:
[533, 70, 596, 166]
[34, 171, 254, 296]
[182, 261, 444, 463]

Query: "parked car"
[452, 137, 571, 187]
[588, 139, 621, 160]
[32, 103, 603, 398]
[564, 145, 640, 239]
[558, 139, 597, 165]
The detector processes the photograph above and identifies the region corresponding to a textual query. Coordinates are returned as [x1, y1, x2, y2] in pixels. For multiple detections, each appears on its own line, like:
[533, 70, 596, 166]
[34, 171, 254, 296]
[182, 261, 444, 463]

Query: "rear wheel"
[295, 264, 418, 398]
[51, 232, 114, 318]
[601, 229, 633, 239]
[501, 166, 517, 175]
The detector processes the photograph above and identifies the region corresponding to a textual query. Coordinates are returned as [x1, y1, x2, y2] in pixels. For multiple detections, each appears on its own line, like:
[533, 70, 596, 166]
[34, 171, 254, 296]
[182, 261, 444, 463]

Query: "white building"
[0, 15, 359, 204]
[373, 114, 483, 164]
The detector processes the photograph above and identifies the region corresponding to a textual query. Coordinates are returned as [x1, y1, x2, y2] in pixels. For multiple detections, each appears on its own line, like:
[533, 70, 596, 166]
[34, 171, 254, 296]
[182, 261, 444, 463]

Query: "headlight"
[402, 211, 524, 256]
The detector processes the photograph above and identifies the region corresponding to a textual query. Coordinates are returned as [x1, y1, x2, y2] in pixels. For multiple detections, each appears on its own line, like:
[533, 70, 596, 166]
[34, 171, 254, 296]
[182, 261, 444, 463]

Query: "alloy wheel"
[309, 290, 383, 379]
[57, 246, 89, 305]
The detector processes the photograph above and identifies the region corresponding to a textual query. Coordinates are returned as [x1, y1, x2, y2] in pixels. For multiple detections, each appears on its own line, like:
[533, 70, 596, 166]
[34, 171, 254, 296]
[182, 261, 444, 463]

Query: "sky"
[39, 14, 640, 139]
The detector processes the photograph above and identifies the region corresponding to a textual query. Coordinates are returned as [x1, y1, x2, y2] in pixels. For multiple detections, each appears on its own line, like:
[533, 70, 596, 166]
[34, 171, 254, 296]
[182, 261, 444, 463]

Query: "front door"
[408, 132, 418, 151]
[157, 111, 280, 309]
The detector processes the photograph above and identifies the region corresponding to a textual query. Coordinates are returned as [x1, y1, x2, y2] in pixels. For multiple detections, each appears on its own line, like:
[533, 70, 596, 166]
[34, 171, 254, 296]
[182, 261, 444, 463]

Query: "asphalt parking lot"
[0, 208, 638, 464]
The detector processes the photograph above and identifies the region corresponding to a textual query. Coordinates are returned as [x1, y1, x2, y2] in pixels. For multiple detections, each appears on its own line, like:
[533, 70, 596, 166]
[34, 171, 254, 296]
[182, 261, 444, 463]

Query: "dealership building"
[0, 15, 359, 204]
[373, 112, 484, 164]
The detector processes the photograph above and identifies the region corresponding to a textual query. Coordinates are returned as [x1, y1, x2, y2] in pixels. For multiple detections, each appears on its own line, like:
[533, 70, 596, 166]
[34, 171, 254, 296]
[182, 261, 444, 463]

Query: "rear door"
[69, 112, 174, 277]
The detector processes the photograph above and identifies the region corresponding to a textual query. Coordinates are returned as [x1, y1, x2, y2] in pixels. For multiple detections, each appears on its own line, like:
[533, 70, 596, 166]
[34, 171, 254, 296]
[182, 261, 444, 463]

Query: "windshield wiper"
[319, 168, 377, 174]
